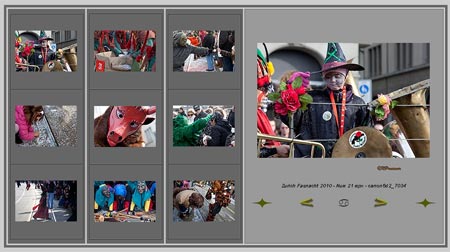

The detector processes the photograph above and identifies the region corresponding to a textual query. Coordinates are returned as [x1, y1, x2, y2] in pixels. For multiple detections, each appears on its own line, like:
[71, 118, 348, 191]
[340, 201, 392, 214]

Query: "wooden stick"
[368, 79, 430, 109]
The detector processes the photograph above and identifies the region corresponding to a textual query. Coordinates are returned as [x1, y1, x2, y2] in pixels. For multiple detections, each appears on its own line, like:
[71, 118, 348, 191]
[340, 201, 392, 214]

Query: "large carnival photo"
[14, 30, 77, 72]
[257, 42, 430, 158]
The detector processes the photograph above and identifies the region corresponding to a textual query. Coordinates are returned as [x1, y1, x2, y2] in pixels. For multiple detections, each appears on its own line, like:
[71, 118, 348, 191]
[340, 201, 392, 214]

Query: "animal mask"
[107, 106, 156, 147]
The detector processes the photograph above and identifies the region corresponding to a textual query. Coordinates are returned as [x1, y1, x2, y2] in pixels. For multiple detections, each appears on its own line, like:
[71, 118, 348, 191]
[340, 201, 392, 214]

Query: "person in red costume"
[33, 182, 50, 220]
[257, 46, 289, 158]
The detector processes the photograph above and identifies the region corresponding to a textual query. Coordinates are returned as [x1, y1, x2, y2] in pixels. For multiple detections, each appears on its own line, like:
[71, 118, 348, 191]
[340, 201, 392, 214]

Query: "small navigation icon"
[417, 198, 434, 208]
[374, 197, 388, 207]
[254, 198, 271, 208]
[300, 198, 314, 207]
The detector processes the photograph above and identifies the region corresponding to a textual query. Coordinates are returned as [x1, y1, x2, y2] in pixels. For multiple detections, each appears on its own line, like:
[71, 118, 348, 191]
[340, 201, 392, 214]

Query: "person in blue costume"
[94, 184, 114, 212]
[129, 181, 152, 213]
[113, 183, 130, 211]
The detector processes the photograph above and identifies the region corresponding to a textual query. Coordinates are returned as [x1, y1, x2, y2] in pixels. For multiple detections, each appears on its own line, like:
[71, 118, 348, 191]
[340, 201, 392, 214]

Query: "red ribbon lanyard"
[329, 88, 347, 137]
[41, 47, 47, 65]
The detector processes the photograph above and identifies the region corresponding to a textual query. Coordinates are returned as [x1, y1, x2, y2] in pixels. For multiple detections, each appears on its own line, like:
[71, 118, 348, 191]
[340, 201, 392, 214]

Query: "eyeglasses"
[188, 114, 194, 116]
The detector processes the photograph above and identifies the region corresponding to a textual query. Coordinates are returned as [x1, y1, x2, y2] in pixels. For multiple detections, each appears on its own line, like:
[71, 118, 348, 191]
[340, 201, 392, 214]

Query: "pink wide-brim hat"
[321, 61, 365, 73]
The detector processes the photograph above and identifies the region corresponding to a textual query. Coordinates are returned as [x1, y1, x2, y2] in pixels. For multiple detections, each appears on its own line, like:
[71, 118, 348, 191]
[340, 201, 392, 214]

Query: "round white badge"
[322, 111, 332, 121]
[38, 55, 42, 59]
[349, 130, 367, 149]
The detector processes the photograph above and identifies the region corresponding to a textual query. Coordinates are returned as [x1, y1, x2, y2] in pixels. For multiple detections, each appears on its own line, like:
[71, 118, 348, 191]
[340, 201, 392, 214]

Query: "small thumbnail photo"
[173, 30, 235, 72]
[173, 180, 235, 222]
[15, 180, 77, 222]
[172, 105, 235, 147]
[94, 181, 156, 222]
[14, 30, 77, 72]
[94, 106, 156, 147]
[94, 30, 156, 72]
[15, 105, 77, 147]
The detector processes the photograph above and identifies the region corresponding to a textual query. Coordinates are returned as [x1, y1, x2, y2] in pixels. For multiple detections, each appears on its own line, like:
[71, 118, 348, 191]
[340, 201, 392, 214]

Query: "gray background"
[9, 164, 84, 244]
[88, 165, 163, 243]
[2, 4, 447, 249]
[10, 90, 84, 164]
[89, 90, 162, 164]
[7, 8, 86, 245]
[167, 9, 242, 90]
[244, 8, 446, 245]
[87, 10, 164, 244]
[167, 164, 241, 243]
[88, 10, 163, 90]
[9, 9, 84, 90]
[167, 90, 240, 165]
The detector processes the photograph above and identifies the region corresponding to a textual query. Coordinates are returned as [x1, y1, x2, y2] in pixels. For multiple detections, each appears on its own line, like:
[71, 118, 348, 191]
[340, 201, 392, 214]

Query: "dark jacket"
[228, 109, 235, 128]
[47, 181, 55, 193]
[194, 110, 208, 122]
[28, 46, 56, 71]
[207, 119, 232, 146]
[283, 85, 369, 157]
[202, 33, 215, 50]
[219, 31, 234, 52]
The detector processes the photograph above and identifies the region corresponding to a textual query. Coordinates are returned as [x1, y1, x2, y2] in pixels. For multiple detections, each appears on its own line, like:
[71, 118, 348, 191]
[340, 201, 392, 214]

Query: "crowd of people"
[94, 181, 156, 216]
[15, 30, 76, 72]
[173, 105, 235, 147]
[94, 30, 156, 72]
[173, 30, 235, 72]
[17, 180, 77, 222]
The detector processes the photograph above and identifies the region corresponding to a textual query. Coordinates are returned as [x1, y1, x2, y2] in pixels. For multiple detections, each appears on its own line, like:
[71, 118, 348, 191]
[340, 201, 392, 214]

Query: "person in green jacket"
[173, 113, 212, 146]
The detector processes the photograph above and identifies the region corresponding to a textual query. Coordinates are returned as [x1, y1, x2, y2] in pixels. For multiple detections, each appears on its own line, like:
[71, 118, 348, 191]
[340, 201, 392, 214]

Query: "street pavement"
[15, 182, 73, 222]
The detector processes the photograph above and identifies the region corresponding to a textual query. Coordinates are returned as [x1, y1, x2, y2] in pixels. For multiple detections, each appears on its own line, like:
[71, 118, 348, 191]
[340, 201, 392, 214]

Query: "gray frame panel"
[10, 90, 84, 164]
[167, 164, 242, 243]
[88, 9, 163, 90]
[9, 9, 84, 90]
[167, 9, 242, 90]
[87, 164, 163, 243]
[244, 8, 446, 245]
[9, 164, 84, 244]
[89, 89, 163, 165]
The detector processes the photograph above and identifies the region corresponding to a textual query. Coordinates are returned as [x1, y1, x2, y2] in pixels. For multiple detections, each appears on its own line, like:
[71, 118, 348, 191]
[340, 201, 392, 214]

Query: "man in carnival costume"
[288, 43, 369, 157]
[28, 31, 56, 71]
